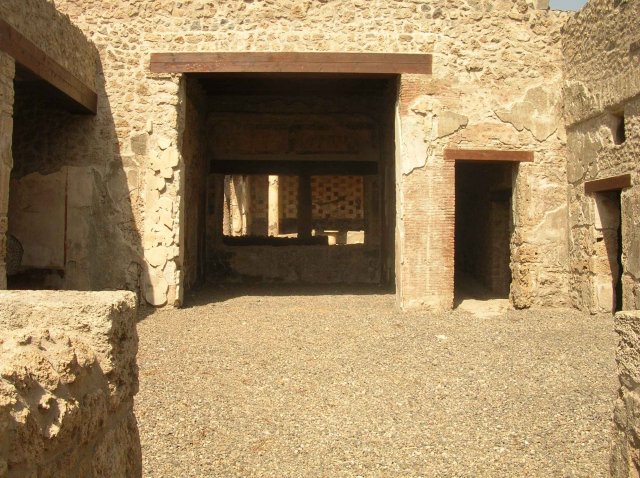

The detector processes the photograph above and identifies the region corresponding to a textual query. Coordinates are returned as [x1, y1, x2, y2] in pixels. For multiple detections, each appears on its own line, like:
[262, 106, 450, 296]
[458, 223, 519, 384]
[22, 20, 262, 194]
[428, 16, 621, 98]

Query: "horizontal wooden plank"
[585, 174, 632, 194]
[150, 52, 432, 75]
[0, 18, 97, 114]
[444, 149, 534, 162]
[210, 160, 378, 176]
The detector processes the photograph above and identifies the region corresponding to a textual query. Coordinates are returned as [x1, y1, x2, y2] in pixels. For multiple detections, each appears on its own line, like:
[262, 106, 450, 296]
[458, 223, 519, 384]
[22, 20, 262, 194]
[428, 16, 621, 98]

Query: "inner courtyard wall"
[0, 0, 141, 294]
[562, 0, 640, 312]
[51, 0, 571, 309]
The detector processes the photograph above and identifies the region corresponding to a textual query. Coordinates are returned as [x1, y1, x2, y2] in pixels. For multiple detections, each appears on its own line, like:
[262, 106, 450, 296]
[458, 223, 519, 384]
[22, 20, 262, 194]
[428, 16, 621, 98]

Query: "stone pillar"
[142, 76, 183, 306]
[297, 174, 312, 239]
[229, 175, 249, 236]
[395, 75, 454, 311]
[0, 53, 15, 290]
[268, 175, 280, 236]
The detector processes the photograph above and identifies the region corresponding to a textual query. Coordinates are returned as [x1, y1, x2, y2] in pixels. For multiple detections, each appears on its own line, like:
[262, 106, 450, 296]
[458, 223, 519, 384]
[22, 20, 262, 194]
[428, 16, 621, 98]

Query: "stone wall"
[51, 0, 570, 309]
[562, 0, 640, 312]
[611, 310, 640, 477]
[211, 244, 380, 284]
[0, 291, 141, 477]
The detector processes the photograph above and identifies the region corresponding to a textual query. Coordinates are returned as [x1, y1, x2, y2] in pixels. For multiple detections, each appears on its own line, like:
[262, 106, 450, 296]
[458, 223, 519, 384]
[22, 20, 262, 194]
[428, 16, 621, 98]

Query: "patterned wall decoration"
[311, 176, 363, 220]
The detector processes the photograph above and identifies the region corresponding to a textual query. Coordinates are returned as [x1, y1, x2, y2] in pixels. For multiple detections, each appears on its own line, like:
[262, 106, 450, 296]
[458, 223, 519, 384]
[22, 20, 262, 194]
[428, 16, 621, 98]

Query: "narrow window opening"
[611, 111, 626, 145]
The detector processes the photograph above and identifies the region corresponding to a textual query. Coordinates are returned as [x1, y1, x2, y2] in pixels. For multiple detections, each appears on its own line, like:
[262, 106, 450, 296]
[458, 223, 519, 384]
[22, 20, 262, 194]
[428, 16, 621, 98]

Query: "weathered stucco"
[0, 291, 141, 478]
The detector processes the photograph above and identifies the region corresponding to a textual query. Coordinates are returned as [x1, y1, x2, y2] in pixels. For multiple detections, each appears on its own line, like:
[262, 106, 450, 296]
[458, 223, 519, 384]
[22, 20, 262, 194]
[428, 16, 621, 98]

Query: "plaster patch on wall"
[495, 85, 561, 142]
[399, 115, 429, 176]
[437, 111, 469, 138]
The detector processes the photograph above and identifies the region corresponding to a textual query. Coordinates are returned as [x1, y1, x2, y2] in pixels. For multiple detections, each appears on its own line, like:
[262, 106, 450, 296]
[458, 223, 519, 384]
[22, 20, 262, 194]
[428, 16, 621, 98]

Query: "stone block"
[0, 290, 140, 477]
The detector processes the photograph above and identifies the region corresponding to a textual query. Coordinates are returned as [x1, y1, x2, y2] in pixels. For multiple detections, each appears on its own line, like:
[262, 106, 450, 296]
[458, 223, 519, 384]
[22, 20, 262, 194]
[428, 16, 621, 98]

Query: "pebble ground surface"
[135, 285, 617, 478]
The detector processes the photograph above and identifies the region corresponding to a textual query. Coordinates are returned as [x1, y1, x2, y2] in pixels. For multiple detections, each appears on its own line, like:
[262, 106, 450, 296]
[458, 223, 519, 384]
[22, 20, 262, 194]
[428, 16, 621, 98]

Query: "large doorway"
[454, 161, 514, 304]
[181, 74, 398, 295]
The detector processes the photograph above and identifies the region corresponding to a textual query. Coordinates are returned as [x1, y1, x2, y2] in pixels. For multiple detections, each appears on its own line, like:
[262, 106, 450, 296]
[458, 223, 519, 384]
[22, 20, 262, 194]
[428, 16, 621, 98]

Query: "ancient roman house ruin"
[0, 0, 640, 475]
[0, 0, 636, 315]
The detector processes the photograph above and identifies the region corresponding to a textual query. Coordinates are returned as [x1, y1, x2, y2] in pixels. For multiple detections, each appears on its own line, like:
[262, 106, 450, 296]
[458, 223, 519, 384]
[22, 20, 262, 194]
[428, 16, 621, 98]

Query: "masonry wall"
[562, 0, 640, 312]
[611, 310, 640, 477]
[53, 0, 570, 309]
[0, 291, 141, 477]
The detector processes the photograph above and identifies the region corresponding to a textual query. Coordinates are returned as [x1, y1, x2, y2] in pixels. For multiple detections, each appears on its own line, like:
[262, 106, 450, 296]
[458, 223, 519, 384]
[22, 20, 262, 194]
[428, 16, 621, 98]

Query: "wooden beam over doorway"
[149, 52, 432, 75]
[444, 149, 534, 162]
[0, 18, 97, 114]
[585, 174, 632, 194]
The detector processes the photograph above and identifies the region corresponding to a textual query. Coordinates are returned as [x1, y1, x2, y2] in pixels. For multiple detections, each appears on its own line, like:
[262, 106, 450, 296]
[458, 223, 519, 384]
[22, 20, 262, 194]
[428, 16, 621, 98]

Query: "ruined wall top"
[0, 0, 97, 90]
[54, 0, 567, 54]
[562, 0, 640, 125]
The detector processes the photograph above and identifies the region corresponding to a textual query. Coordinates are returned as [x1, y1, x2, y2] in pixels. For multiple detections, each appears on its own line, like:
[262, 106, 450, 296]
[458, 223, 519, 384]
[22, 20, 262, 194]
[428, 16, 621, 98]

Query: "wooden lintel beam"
[0, 18, 97, 114]
[150, 52, 432, 75]
[585, 174, 632, 194]
[210, 160, 378, 176]
[444, 149, 534, 162]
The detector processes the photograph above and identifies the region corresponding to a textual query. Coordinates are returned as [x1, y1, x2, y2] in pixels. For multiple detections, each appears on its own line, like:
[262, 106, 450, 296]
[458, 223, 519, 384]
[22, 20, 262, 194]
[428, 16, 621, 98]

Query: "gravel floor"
[135, 285, 617, 478]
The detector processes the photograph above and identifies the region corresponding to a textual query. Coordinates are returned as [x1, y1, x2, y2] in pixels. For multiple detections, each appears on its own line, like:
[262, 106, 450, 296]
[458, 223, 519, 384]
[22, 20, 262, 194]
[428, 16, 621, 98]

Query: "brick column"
[395, 75, 454, 311]
[0, 53, 15, 290]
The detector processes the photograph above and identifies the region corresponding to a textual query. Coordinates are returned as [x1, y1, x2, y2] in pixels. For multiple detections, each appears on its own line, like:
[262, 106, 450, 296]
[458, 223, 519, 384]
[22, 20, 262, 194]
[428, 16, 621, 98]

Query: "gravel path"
[135, 286, 617, 477]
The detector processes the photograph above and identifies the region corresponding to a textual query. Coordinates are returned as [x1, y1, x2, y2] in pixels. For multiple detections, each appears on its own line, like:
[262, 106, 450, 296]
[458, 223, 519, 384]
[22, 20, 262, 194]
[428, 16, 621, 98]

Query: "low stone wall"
[611, 310, 640, 477]
[0, 291, 141, 477]
[209, 244, 381, 284]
